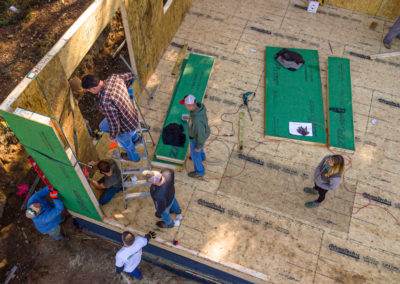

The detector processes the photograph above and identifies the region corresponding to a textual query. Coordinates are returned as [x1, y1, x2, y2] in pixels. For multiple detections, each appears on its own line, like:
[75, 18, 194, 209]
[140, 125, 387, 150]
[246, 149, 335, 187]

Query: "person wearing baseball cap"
[179, 94, 210, 178]
[26, 186, 67, 241]
[143, 169, 183, 228]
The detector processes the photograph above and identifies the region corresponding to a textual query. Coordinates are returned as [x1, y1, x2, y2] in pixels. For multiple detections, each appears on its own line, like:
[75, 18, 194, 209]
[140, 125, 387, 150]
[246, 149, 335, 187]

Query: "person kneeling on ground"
[304, 155, 344, 208]
[26, 186, 68, 241]
[116, 230, 156, 280]
[87, 159, 122, 205]
[143, 169, 183, 228]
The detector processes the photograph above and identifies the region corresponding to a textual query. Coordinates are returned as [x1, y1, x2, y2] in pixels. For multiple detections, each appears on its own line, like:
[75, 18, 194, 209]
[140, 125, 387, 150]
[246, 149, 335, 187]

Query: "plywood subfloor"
[98, 1, 400, 282]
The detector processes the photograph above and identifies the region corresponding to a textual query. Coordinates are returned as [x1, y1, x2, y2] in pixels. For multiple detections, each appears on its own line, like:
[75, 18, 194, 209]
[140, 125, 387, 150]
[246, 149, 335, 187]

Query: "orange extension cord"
[200, 123, 400, 226]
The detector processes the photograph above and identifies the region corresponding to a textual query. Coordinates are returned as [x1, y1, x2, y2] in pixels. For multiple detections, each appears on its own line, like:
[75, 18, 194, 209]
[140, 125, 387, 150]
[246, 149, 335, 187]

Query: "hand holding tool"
[242, 92, 255, 121]
[49, 190, 58, 199]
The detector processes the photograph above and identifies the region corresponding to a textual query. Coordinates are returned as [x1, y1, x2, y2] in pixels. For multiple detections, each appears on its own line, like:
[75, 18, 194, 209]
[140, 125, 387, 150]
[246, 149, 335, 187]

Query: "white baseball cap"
[179, 94, 196, 105]
[148, 171, 162, 184]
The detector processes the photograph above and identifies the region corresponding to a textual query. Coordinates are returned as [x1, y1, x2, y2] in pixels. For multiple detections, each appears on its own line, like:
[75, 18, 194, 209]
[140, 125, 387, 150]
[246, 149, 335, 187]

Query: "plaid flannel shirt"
[98, 73, 138, 139]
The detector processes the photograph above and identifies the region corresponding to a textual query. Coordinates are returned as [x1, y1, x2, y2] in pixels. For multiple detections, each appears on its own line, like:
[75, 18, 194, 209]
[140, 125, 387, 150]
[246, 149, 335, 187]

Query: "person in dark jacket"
[304, 155, 344, 208]
[143, 169, 183, 228]
[180, 94, 210, 178]
[26, 186, 66, 241]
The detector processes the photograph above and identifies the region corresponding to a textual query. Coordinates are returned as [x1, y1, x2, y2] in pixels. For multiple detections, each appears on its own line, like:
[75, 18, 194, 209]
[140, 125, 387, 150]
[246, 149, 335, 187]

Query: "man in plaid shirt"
[82, 73, 140, 162]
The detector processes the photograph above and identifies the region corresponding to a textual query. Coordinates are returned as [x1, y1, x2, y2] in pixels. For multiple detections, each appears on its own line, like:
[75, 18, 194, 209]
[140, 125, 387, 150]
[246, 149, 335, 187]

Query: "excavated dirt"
[0, 1, 193, 283]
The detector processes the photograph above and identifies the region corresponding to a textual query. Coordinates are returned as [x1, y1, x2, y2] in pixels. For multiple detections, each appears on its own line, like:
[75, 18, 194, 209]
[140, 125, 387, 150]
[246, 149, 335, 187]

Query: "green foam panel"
[265, 47, 326, 144]
[155, 53, 214, 163]
[327, 57, 354, 151]
[0, 110, 102, 221]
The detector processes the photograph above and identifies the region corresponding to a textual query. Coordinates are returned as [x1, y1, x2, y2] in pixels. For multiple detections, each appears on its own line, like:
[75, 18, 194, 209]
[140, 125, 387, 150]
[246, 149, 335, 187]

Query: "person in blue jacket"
[26, 186, 66, 241]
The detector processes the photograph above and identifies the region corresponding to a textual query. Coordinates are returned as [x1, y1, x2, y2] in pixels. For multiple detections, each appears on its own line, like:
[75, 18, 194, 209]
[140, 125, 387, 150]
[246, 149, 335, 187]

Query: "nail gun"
[242, 92, 255, 121]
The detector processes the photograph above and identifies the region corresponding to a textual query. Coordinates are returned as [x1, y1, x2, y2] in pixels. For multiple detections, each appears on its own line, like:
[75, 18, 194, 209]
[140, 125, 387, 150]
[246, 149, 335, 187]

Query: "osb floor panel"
[98, 0, 400, 282]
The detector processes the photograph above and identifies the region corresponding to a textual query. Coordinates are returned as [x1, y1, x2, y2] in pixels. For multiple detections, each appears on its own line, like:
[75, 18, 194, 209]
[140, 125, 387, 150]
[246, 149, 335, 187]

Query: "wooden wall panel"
[124, 0, 192, 84]
[377, 0, 400, 19]
[58, 0, 122, 77]
[327, 0, 400, 19]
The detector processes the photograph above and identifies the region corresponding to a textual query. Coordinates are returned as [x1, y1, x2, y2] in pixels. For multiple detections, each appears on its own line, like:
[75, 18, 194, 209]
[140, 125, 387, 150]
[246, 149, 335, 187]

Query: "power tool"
[242, 92, 255, 121]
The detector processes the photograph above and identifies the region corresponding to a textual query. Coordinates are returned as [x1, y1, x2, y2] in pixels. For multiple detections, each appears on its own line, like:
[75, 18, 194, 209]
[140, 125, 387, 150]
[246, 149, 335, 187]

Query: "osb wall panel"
[377, 0, 400, 19]
[12, 54, 98, 163]
[327, 0, 400, 19]
[124, 0, 192, 84]
[58, 0, 122, 77]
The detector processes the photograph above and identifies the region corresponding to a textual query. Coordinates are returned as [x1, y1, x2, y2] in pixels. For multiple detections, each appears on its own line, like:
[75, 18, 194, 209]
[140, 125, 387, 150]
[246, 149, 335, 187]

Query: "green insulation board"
[155, 53, 214, 163]
[265, 47, 326, 144]
[152, 59, 187, 167]
[0, 110, 102, 221]
[327, 57, 354, 151]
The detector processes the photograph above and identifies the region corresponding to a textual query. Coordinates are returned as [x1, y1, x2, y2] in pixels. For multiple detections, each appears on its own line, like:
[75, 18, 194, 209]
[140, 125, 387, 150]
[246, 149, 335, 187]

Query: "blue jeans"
[98, 177, 122, 205]
[47, 225, 62, 240]
[99, 119, 140, 162]
[99, 187, 122, 205]
[190, 140, 206, 175]
[127, 267, 142, 279]
[384, 16, 400, 43]
[161, 197, 181, 227]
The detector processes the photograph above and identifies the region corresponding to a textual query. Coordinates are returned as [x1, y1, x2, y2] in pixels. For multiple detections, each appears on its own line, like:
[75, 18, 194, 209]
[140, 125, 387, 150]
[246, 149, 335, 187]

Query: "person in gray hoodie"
[180, 94, 210, 178]
[303, 155, 344, 208]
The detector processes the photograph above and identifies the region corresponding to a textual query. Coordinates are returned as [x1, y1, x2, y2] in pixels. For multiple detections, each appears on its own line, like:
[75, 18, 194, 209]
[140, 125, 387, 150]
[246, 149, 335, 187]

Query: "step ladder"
[113, 87, 156, 209]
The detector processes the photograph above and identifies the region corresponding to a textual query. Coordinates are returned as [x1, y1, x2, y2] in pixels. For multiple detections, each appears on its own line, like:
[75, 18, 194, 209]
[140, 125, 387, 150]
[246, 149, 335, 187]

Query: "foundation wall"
[124, 0, 193, 84]
[327, 0, 400, 19]
[0, 0, 192, 164]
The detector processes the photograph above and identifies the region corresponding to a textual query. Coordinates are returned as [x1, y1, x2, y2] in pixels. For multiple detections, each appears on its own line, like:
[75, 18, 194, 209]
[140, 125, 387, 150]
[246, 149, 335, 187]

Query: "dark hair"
[122, 231, 135, 246]
[81, 75, 100, 89]
[97, 160, 111, 173]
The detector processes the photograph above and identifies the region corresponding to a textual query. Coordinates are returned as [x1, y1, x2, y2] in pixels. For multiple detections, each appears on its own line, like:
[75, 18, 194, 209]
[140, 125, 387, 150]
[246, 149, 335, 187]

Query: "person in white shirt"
[115, 230, 156, 279]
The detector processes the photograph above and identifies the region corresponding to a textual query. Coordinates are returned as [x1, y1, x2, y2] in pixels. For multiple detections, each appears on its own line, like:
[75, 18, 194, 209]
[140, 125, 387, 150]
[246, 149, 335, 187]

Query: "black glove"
[145, 231, 156, 241]
[155, 212, 161, 218]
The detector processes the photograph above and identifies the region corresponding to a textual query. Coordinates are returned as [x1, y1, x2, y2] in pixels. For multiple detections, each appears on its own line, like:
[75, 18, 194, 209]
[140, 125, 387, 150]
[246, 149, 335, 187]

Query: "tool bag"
[162, 123, 186, 147]
[275, 48, 305, 71]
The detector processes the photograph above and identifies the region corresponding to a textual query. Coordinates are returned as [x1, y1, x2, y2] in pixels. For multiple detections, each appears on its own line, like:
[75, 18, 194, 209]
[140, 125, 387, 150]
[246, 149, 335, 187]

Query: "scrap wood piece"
[155, 53, 214, 163]
[369, 51, 400, 60]
[264, 46, 326, 145]
[171, 43, 188, 75]
[151, 155, 183, 171]
[327, 57, 354, 151]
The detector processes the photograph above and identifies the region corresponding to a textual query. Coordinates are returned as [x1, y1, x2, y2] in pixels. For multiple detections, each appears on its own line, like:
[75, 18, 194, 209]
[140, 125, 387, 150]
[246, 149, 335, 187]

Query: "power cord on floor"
[199, 121, 400, 225]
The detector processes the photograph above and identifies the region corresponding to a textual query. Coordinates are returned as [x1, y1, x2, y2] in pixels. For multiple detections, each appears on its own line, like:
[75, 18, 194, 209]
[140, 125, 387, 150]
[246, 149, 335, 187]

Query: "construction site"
[1, 0, 400, 283]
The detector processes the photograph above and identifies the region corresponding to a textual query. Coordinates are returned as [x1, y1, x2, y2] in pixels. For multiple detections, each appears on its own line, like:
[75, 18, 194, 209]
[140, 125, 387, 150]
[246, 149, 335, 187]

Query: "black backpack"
[275, 48, 305, 71]
[162, 123, 186, 147]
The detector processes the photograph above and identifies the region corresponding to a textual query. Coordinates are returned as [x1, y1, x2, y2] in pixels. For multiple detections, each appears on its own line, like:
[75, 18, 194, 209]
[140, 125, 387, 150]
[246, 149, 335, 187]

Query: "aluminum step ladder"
[113, 88, 156, 209]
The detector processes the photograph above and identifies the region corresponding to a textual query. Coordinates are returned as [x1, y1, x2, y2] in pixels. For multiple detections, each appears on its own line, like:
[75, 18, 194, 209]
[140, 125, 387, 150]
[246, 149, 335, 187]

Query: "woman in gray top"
[304, 155, 344, 208]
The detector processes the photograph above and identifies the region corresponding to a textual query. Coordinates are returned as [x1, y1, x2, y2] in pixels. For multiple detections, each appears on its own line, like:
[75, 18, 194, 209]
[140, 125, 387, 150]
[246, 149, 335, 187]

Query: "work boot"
[304, 187, 318, 195]
[120, 152, 140, 162]
[156, 221, 173, 228]
[188, 156, 206, 161]
[133, 135, 142, 146]
[305, 201, 320, 208]
[383, 41, 391, 49]
[187, 171, 205, 179]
